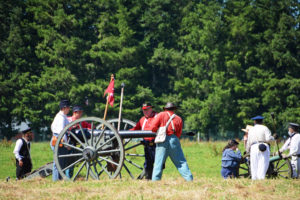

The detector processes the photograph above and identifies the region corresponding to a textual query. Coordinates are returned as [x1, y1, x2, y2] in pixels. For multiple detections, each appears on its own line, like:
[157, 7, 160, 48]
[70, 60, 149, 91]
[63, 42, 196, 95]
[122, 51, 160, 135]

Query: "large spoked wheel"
[54, 117, 124, 181]
[267, 156, 292, 179]
[238, 154, 251, 178]
[107, 118, 146, 179]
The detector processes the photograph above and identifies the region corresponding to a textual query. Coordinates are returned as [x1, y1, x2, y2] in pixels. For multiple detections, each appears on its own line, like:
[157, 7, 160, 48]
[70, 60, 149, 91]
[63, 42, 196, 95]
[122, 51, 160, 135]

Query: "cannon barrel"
[73, 129, 156, 139]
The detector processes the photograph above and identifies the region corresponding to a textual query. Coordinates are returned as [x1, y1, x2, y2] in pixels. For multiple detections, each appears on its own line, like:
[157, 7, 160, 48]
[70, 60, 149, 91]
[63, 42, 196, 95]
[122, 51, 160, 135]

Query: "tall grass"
[1, 140, 299, 200]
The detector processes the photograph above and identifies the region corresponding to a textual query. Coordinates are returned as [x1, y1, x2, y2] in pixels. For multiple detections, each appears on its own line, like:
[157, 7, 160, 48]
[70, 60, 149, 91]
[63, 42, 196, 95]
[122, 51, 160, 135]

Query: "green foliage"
[0, 0, 299, 140]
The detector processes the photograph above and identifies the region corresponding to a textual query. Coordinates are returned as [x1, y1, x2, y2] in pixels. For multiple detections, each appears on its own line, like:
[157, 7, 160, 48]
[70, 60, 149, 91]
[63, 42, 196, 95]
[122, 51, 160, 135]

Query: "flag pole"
[117, 83, 125, 131]
[103, 74, 114, 122]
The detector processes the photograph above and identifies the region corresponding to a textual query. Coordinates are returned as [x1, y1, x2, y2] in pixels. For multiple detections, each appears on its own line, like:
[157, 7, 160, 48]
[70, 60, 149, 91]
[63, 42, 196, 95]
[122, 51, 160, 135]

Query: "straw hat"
[241, 125, 253, 133]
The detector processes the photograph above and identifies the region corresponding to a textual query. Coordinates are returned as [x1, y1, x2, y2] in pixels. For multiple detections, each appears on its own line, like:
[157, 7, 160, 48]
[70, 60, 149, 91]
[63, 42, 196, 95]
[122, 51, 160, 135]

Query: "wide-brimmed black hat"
[163, 102, 178, 110]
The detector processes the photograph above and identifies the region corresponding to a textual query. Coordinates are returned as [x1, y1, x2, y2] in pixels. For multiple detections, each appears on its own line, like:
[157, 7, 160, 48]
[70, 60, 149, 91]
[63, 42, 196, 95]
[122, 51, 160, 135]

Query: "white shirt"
[13, 138, 30, 161]
[246, 124, 274, 152]
[51, 111, 69, 135]
[280, 133, 300, 156]
[51, 111, 69, 143]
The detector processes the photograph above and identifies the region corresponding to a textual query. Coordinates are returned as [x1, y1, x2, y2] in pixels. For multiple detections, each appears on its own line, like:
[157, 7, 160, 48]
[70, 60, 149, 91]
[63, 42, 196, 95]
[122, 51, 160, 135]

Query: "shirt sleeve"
[227, 150, 242, 161]
[265, 127, 274, 142]
[279, 139, 290, 153]
[13, 139, 23, 161]
[289, 135, 300, 156]
[175, 117, 183, 138]
[130, 118, 143, 131]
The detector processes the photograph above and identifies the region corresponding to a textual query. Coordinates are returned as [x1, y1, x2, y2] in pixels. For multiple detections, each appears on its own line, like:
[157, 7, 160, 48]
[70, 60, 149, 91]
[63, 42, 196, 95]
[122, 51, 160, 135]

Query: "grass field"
[1, 140, 300, 200]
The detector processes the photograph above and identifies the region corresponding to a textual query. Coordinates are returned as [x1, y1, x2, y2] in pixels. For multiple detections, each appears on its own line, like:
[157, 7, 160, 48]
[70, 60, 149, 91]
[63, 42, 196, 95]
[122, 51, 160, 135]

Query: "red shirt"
[150, 111, 183, 138]
[67, 116, 92, 129]
[130, 112, 157, 141]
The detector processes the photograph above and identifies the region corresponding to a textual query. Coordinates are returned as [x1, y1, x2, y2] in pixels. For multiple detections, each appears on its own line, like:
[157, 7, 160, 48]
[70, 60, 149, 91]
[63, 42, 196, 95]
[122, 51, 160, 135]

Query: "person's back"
[150, 102, 193, 181]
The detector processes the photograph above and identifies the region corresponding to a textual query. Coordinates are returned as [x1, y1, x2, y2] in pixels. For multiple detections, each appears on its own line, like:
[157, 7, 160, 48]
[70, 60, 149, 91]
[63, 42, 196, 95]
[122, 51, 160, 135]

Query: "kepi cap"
[22, 128, 32, 134]
[142, 103, 153, 110]
[59, 99, 71, 109]
[251, 116, 264, 120]
[73, 105, 83, 112]
[289, 123, 299, 130]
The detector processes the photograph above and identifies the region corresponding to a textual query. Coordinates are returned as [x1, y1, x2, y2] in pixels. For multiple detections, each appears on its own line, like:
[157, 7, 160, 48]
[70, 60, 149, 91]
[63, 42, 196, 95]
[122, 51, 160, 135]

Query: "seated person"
[221, 140, 242, 179]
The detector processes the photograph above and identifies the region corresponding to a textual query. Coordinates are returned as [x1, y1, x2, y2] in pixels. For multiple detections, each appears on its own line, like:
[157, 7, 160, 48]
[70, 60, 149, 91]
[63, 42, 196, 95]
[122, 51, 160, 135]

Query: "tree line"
[0, 0, 299, 140]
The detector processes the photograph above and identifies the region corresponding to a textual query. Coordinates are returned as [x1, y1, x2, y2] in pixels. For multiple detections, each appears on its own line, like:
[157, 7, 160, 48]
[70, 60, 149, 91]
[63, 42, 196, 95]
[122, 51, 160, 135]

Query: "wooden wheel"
[267, 156, 292, 179]
[238, 154, 251, 178]
[107, 118, 146, 179]
[54, 117, 124, 181]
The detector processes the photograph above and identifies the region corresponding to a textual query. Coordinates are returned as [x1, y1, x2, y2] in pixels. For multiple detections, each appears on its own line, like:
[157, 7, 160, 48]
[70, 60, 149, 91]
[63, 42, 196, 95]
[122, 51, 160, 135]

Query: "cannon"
[238, 152, 293, 179]
[52, 117, 156, 181]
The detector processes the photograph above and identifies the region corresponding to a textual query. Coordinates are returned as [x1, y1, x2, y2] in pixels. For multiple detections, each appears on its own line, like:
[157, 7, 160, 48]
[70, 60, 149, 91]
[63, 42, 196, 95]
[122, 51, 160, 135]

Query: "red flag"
[104, 78, 114, 107]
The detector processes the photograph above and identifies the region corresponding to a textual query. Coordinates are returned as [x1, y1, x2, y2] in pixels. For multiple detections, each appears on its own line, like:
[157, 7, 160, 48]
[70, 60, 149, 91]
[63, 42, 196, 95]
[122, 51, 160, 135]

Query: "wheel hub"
[82, 146, 97, 162]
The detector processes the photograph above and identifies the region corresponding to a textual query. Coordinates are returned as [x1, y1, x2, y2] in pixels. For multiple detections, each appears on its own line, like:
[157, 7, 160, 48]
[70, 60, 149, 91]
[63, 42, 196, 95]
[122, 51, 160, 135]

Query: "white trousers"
[291, 156, 300, 178]
[250, 143, 270, 180]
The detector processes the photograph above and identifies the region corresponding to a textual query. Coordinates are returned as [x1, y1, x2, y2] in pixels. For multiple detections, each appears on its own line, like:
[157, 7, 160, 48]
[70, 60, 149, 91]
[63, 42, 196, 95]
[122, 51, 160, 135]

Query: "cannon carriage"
[53, 117, 156, 181]
[238, 152, 293, 179]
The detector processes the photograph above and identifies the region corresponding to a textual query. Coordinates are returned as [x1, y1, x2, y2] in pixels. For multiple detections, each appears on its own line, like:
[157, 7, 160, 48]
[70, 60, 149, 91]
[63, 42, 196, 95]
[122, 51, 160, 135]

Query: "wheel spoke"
[72, 161, 86, 181]
[97, 149, 121, 155]
[86, 162, 90, 180]
[92, 162, 100, 180]
[62, 142, 84, 152]
[68, 130, 86, 148]
[95, 128, 106, 147]
[125, 142, 143, 151]
[276, 161, 287, 170]
[90, 122, 94, 146]
[98, 156, 120, 166]
[78, 123, 88, 145]
[126, 153, 144, 157]
[278, 174, 288, 179]
[62, 157, 84, 172]
[58, 153, 82, 158]
[123, 163, 135, 179]
[96, 159, 112, 178]
[239, 166, 248, 171]
[125, 158, 143, 170]
[124, 138, 132, 147]
[96, 136, 117, 151]
[278, 169, 289, 173]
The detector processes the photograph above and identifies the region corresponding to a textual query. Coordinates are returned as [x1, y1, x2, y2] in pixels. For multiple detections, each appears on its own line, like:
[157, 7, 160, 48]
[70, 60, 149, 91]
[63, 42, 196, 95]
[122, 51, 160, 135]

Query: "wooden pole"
[117, 83, 125, 131]
[103, 74, 114, 123]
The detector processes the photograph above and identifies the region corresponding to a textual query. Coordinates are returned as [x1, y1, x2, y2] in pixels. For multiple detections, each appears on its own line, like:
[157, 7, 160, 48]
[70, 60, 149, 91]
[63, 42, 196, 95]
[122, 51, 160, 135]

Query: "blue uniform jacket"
[221, 149, 242, 168]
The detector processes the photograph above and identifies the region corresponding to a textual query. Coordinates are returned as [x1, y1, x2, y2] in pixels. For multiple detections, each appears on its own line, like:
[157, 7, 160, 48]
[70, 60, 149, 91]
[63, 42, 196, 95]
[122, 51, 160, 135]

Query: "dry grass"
[0, 177, 300, 200]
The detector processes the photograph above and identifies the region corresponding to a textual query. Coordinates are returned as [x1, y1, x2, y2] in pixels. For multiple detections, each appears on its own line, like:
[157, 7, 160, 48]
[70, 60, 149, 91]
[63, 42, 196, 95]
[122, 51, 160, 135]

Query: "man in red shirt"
[67, 105, 91, 129]
[131, 103, 158, 179]
[150, 102, 193, 181]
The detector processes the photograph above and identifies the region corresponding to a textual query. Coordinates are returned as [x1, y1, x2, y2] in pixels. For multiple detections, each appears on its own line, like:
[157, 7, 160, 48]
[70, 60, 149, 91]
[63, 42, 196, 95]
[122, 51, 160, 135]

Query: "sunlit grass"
[1, 140, 300, 199]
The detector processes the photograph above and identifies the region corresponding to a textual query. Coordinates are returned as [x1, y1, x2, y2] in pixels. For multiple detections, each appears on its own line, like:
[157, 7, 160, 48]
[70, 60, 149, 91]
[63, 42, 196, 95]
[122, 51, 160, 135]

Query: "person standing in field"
[246, 116, 274, 180]
[50, 99, 71, 181]
[221, 140, 242, 179]
[130, 103, 158, 180]
[13, 127, 34, 180]
[67, 105, 91, 178]
[279, 123, 300, 178]
[150, 102, 193, 181]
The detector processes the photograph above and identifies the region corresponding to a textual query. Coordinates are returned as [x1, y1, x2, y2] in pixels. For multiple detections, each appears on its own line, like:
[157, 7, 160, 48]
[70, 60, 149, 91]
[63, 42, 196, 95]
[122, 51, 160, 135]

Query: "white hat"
[241, 125, 253, 133]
